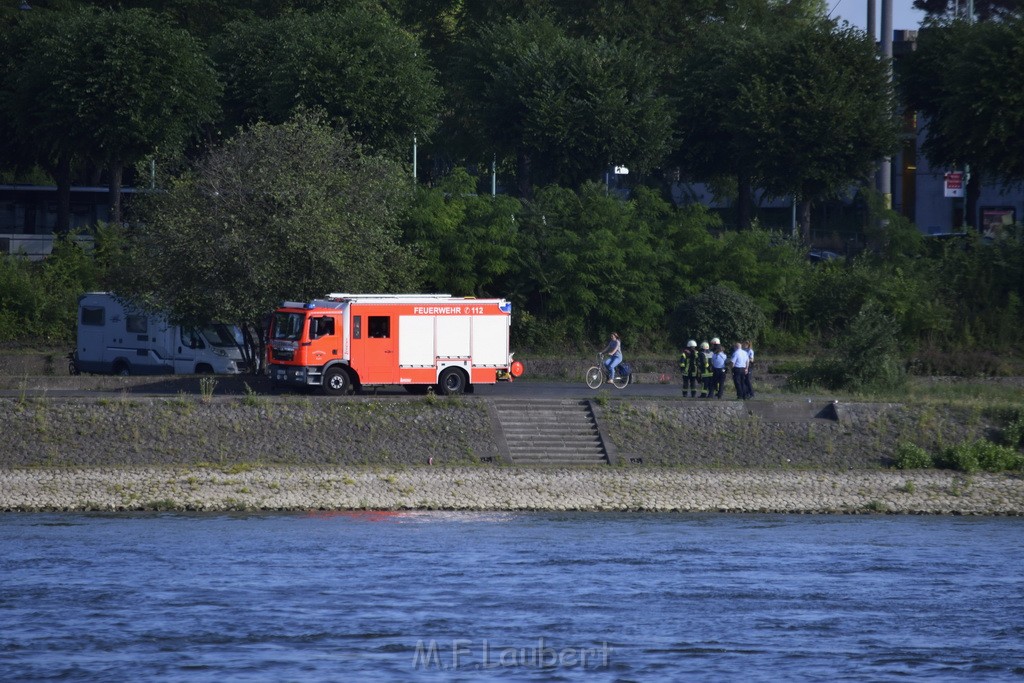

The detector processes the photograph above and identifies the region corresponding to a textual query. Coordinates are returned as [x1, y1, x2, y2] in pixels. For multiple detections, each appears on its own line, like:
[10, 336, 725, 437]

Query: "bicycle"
[586, 355, 631, 389]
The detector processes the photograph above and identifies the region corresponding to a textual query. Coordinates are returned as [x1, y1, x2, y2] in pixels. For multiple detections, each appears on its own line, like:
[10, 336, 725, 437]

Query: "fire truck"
[268, 293, 523, 395]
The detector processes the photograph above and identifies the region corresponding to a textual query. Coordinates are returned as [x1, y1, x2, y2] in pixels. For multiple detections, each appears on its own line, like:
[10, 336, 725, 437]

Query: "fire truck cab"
[268, 293, 522, 395]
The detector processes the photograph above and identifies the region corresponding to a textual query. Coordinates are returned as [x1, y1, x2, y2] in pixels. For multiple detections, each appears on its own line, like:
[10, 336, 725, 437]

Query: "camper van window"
[126, 315, 148, 334]
[181, 328, 205, 349]
[81, 306, 104, 326]
[201, 325, 238, 348]
[272, 312, 304, 341]
[368, 316, 391, 339]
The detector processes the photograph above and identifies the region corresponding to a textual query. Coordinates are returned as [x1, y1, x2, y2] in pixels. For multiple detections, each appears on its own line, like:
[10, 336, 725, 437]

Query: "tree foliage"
[912, 0, 1022, 22]
[402, 169, 520, 297]
[0, 7, 220, 227]
[117, 111, 417, 366]
[448, 14, 673, 194]
[673, 16, 898, 233]
[901, 18, 1024, 185]
[212, 4, 442, 156]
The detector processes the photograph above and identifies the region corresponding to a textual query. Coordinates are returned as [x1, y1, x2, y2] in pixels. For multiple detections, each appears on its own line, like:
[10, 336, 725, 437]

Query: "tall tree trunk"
[799, 200, 812, 242]
[965, 169, 981, 230]
[108, 162, 123, 225]
[53, 151, 73, 234]
[736, 173, 753, 230]
[516, 148, 532, 199]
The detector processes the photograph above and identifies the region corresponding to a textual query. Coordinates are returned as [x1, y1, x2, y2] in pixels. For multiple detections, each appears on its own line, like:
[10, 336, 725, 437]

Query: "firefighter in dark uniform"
[696, 341, 711, 398]
[679, 340, 699, 397]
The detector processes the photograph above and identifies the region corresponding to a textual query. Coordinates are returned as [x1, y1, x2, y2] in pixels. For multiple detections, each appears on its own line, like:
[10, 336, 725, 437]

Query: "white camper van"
[73, 292, 246, 375]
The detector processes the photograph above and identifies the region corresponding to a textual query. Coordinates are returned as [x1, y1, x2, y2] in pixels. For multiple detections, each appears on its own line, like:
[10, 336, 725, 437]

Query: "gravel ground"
[1, 466, 1021, 515]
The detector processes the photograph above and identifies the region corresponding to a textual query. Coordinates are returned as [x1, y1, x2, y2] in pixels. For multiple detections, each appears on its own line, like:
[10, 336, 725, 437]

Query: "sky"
[829, 0, 929, 33]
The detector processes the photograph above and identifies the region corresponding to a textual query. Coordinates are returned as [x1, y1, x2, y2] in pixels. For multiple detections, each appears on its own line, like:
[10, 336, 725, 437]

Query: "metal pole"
[792, 196, 798, 238]
[962, 0, 974, 228]
[412, 135, 417, 182]
[492, 154, 496, 196]
[880, 0, 893, 211]
[867, 0, 876, 41]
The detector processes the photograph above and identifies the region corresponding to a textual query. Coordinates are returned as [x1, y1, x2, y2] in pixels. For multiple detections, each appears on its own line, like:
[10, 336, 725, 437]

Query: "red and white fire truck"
[268, 293, 523, 395]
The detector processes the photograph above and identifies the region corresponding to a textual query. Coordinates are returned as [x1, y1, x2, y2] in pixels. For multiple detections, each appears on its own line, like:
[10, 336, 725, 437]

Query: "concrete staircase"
[490, 399, 611, 465]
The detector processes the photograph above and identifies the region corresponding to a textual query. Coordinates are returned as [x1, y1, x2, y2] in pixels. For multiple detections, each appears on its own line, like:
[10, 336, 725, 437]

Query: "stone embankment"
[2, 466, 1021, 515]
[1, 393, 1022, 514]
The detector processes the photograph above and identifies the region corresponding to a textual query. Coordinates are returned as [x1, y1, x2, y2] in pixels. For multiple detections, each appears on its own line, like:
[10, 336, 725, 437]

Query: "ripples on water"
[2, 511, 1022, 681]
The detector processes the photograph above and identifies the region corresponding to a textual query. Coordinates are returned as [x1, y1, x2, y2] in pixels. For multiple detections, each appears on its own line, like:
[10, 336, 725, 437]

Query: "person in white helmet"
[698, 341, 712, 398]
[679, 340, 699, 397]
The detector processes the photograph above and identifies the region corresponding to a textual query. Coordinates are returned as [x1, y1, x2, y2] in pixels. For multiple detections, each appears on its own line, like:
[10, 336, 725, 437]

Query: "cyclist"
[600, 332, 623, 381]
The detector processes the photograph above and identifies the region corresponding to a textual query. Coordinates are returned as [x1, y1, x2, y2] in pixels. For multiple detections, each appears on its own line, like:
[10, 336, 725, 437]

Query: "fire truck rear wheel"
[323, 366, 352, 396]
[438, 368, 468, 395]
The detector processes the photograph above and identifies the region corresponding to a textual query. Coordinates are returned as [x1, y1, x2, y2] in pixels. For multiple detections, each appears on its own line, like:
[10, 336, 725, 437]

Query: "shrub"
[670, 284, 767, 348]
[893, 442, 932, 469]
[973, 441, 1024, 472]
[939, 440, 1024, 473]
[787, 301, 906, 393]
[1003, 415, 1024, 449]
[939, 442, 980, 473]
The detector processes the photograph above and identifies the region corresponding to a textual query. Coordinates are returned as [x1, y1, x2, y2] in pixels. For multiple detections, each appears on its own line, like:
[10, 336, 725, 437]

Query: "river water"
[2, 512, 1022, 681]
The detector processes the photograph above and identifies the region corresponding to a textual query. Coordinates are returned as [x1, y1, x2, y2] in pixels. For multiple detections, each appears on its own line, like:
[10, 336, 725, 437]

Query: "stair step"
[492, 398, 609, 466]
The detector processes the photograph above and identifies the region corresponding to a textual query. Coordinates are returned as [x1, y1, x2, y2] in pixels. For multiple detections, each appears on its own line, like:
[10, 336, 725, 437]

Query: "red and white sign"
[944, 172, 965, 198]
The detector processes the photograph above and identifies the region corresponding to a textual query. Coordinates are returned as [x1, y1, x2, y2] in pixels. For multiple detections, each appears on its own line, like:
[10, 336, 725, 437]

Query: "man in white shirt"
[729, 342, 749, 400]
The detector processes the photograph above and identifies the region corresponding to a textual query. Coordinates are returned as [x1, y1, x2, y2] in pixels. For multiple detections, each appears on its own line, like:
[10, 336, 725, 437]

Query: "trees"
[912, 0, 1022, 22]
[900, 18, 1024, 227]
[118, 112, 417, 370]
[212, 5, 442, 157]
[0, 8, 220, 229]
[673, 17, 898, 234]
[448, 15, 672, 196]
[402, 169, 520, 297]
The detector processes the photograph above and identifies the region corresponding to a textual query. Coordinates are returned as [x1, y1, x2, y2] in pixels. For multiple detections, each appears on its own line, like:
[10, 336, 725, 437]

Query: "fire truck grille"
[271, 348, 294, 362]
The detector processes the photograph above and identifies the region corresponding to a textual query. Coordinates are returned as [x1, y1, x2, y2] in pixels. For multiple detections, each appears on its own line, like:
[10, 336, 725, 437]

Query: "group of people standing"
[678, 338, 755, 400]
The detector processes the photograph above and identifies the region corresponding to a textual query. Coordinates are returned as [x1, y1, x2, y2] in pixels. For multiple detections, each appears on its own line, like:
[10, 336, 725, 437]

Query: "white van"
[73, 292, 246, 375]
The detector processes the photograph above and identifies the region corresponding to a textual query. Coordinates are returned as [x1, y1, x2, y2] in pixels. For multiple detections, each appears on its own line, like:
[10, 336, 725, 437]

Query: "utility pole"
[880, 0, 893, 212]
[962, 0, 974, 228]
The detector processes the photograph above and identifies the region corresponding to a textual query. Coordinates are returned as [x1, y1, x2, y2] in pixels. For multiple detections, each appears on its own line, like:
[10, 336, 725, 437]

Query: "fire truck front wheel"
[438, 367, 468, 395]
[322, 366, 352, 396]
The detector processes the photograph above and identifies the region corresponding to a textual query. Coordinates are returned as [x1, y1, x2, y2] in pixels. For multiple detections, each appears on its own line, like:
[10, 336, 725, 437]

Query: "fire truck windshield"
[272, 312, 305, 341]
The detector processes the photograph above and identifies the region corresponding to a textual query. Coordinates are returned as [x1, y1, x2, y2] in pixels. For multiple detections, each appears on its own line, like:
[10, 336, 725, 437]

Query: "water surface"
[2, 512, 1022, 681]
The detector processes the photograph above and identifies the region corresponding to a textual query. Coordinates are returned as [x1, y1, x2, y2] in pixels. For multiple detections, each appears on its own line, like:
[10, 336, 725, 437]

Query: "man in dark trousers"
[729, 342, 750, 399]
[679, 340, 699, 397]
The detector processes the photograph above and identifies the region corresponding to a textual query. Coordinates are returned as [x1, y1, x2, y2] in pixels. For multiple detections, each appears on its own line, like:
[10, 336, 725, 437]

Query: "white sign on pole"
[944, 171, 964, 198]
